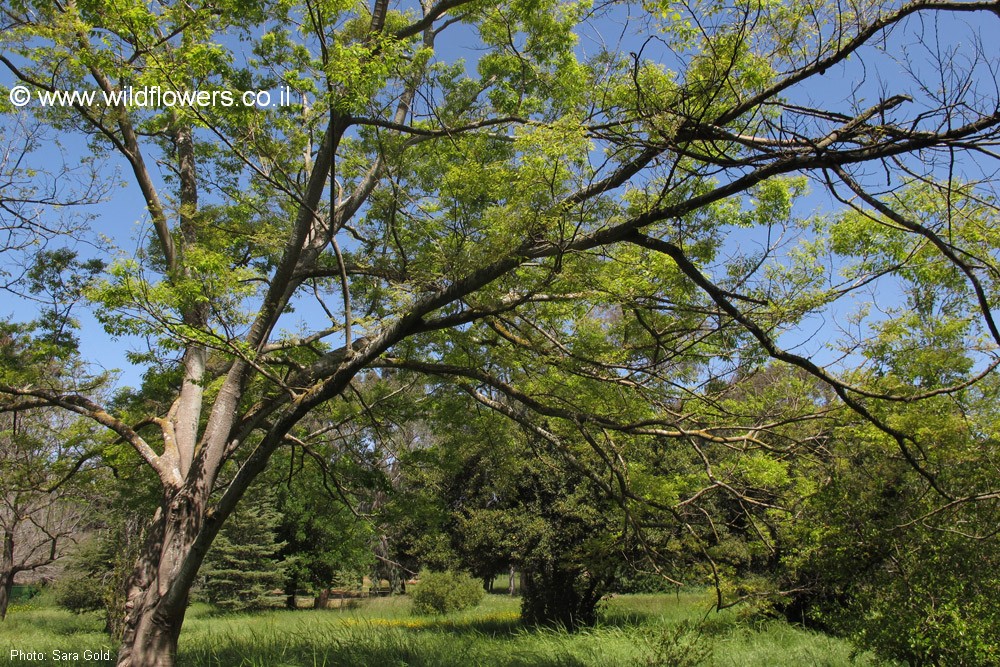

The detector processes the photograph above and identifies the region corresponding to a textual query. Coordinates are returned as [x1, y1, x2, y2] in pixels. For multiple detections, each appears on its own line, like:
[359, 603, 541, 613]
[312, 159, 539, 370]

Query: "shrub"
[411, 569, 484, 615]
[54, 574, 106, 614]
[836, 537, 1000, 667]
[777, 449, 1000, 666]
[53, 536, 113, 615]
[644, 620, 715, 667]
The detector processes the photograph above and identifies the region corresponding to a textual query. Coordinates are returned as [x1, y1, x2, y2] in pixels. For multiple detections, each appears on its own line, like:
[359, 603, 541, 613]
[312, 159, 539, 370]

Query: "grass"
[0, 589, 892, 666]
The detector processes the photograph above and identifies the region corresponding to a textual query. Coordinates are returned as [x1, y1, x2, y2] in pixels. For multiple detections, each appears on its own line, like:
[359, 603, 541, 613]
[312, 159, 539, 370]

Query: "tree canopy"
[1, 0, 999, 665]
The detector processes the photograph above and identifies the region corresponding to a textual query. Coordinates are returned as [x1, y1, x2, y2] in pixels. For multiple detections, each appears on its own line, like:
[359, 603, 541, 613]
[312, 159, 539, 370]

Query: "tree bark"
[1, 530, 15, 620]
[115, 492, 215, 667]
[0, 575, 11, 621]
[116, 606, 185, 667]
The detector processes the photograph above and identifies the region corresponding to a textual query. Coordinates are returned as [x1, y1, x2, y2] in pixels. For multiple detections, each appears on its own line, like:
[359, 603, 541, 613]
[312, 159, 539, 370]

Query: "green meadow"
[1, 590, 892, 666]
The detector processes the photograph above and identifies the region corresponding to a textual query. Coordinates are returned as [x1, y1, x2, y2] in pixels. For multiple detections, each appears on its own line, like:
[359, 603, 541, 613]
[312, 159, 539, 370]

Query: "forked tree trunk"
[116, 492, 217, 667]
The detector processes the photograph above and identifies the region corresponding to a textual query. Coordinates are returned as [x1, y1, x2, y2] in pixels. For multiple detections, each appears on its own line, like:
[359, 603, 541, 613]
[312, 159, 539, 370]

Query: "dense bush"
[54, 575, 105, 614]
[410, 570, 484, 615]
[613, 567, 679, 595]
[53, 537, 112, 615]
[777, 423, 1000, 666]
[836, 532, 1000, 666]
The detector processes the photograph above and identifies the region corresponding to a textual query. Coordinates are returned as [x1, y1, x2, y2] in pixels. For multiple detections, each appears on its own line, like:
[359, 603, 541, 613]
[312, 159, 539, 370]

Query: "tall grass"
[1, 590, 892, 666]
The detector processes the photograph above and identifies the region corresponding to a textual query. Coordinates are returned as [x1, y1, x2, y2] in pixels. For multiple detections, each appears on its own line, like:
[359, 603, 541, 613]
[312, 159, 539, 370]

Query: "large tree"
[1, 1, 999, 665]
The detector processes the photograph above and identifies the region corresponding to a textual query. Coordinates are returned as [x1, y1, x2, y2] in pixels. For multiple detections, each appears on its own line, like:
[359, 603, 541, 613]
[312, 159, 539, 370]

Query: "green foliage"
[8, 584, 40, 603]
[269, 445, 374, 604]
[770, 223, 1000, 664]
[778, 435, 1000, 666]
[51, 517, 148, 639]
[53, 575, 105, 616]
[846, 533, 1000, 666]
[25, 248, 105, 350]
[2, 0, 999, 663]
[382, 385, 627, 630]
[410, 569, 485, 616]
[643, 620, 716, 667]
[52, 535, 117, 615]
[201, 488, 287, 612]
[517, 467, 620, 631]
[612, 569, 678, 595]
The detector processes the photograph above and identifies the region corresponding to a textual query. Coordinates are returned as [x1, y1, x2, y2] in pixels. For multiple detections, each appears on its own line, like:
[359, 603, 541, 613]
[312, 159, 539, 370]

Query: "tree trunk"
[115, 492, 216, 667]
[0, 571, 13, 621]
[116, 604, 185, 667]
[313, 588, 330, 609]
[285, 573, 298, 610]
[1, 531, 15, 620]
[508, 564, 516, 596]
[520, 564, 609, 631]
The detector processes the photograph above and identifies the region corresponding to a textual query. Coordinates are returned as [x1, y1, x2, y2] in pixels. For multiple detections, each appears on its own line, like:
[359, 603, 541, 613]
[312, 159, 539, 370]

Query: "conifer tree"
[201, 490, 286, 612]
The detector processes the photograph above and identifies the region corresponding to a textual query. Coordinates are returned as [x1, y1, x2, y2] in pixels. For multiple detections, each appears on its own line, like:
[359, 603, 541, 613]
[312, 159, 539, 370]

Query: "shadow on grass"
[176, 602, 662, 667]
[595, 610, 658, 630]
[174, 604, 683, 667]
[363, 608, 660, 639]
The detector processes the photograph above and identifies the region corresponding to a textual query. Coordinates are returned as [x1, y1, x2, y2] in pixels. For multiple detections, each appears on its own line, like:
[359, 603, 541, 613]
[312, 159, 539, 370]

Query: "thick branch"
[0, 386, 179, 489]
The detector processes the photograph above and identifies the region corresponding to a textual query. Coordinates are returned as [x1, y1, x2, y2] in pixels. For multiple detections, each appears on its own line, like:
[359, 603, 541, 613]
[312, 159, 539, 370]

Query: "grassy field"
[0, 589, 892, 666]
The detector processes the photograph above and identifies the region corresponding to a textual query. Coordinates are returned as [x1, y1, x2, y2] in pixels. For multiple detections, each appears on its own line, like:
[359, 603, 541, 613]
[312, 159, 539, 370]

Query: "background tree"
[0, 385, 92, 620]
[772, 187, 1000, 664]
[399, 386, 628, 628]
[0, 410, 87, 621]
[270, 444, 373, 609]
[0, 308, 105, 621]
[201, 486, 287, 612]
[0, 1, 998, 665]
